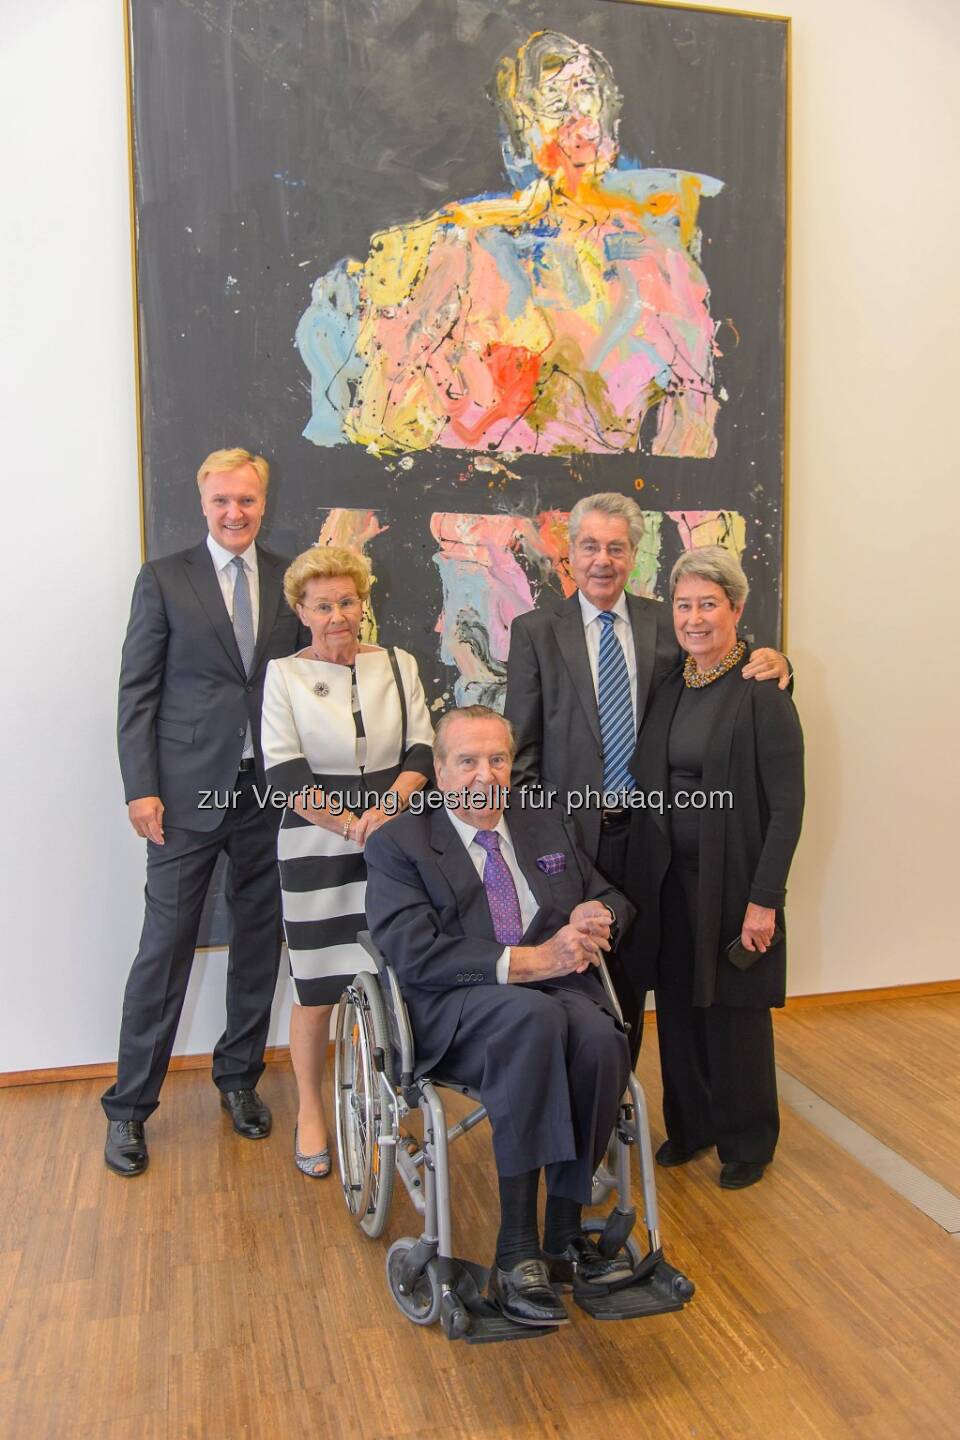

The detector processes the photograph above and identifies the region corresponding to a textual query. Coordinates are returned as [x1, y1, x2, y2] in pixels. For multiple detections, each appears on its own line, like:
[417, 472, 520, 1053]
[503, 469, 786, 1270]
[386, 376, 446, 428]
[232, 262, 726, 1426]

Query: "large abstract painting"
[127, 0, 789, 942]
[297, 28, 724, 459]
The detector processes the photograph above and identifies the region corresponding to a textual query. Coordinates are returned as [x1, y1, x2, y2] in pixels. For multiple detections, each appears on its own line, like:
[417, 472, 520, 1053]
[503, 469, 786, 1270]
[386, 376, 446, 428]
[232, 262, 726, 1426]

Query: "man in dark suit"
[102, 447, 305, 1176]
[364, 706, 634, 1328]
[504, 493, 789, 1060]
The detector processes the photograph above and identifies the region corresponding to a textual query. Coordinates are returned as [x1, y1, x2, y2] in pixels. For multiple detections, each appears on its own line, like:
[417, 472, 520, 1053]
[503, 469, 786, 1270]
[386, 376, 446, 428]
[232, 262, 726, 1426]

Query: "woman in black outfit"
[625, 547, 804, 1189]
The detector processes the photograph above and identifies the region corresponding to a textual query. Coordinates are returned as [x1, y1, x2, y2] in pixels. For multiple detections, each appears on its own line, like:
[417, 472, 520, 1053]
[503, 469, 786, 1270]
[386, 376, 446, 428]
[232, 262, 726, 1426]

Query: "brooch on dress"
[313, 681, 330, 697]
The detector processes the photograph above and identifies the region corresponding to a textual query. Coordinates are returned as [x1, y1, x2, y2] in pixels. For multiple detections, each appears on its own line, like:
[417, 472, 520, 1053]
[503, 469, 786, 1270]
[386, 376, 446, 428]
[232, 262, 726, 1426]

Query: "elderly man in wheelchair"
[338, 704, 694, 1339]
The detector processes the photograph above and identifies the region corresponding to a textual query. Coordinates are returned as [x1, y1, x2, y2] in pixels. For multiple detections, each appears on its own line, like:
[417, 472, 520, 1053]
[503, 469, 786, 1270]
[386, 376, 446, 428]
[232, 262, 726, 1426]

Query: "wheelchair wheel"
[334, 972, 396, 1239]
[386, 1238, 442, 1326]
[582, 1218, 644, 1270]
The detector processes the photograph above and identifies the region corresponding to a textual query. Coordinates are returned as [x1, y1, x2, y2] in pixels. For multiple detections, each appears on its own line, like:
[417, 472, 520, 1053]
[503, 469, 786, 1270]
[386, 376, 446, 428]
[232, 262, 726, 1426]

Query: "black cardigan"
[624, 657, 805, 1009]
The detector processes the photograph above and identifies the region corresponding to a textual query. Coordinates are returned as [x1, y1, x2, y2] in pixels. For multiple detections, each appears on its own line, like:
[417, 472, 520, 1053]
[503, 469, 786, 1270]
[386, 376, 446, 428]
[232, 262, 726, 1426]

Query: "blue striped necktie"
[598, 611, 635, 795]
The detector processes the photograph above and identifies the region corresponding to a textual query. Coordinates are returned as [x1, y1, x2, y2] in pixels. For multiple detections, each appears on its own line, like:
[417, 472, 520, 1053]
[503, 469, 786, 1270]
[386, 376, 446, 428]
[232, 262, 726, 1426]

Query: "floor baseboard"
[3, 978, 958, 1088]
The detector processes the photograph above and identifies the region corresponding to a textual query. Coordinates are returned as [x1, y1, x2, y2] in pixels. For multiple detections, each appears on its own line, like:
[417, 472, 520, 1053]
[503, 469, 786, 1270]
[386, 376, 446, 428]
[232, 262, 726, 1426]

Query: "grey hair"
[669, 546, 749, 608]
[433, 705, 516, 764]
[568, 493, 645, 551]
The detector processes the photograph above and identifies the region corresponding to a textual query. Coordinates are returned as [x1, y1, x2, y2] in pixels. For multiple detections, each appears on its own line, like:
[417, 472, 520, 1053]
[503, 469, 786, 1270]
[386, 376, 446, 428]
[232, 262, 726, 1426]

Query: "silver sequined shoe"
[294, 1125, 331, 1178]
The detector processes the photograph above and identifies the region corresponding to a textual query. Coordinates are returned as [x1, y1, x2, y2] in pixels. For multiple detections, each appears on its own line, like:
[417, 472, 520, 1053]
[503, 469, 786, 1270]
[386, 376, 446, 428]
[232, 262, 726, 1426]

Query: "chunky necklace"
[683, 638, 746, 689]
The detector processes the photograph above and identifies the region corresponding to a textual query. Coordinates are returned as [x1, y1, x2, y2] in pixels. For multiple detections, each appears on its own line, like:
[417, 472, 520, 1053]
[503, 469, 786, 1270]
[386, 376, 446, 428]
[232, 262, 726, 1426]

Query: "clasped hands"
[342, 807, 386, 846]
[508, 901, 613, 983]
[293, 790, 394, 846]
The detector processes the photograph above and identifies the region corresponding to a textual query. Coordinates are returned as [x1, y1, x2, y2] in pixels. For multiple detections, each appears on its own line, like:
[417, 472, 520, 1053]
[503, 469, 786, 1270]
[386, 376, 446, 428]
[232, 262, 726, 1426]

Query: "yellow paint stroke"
[316, 508, 388, 644]
[666, 510, 747, 557]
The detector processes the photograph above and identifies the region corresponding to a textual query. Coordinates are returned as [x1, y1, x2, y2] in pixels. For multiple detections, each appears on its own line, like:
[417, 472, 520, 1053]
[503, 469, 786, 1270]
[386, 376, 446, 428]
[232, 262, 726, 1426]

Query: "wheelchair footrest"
[573, 1255, 695, 1322]
[463, 1311, 558, 1344]
[445, 1258, 561, 1344]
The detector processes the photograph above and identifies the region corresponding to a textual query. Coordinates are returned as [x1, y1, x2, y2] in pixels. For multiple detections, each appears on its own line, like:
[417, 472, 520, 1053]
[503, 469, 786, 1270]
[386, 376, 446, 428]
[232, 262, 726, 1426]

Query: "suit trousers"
[434, 981, 630, 1204]
[596, 810, 646, 1067]
[654, 865, 780, 1164]
[102, 771, 283, 1122]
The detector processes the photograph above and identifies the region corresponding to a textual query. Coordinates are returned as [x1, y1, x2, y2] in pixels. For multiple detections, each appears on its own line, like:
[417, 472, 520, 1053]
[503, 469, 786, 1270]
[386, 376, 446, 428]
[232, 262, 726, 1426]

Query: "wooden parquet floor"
[1, 1001, 959, 1439]
[774, 994, 960, 1194]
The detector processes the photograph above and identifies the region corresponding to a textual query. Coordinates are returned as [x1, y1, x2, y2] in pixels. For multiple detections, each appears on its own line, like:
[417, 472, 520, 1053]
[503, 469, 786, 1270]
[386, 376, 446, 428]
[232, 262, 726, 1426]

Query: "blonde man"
[103, 448, 306, 1176]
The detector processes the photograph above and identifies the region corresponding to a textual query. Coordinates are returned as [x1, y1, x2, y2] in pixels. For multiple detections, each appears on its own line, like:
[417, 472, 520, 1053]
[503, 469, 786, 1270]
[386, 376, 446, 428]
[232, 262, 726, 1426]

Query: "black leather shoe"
[544, 1234, 635, 1288]
[719, 1161, 766, 1189]
[488, 1259, 568, 1327]
[104, 1119, 148, 1176]
[655, 1139, 712, 1168]
[220, 1088, 271, 1138]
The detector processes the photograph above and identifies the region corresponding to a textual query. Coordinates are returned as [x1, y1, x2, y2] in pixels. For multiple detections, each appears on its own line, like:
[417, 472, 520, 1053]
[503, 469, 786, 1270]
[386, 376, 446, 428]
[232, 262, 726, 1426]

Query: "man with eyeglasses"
[102, 447, 306, 1176]
[504, 493, 788, 1060]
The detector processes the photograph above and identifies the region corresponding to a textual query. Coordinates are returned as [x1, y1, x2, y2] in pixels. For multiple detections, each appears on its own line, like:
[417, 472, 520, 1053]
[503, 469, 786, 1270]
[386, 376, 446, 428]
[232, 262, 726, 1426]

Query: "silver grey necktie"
[231, 556, 255, 756]
[231, 555, 255, 677]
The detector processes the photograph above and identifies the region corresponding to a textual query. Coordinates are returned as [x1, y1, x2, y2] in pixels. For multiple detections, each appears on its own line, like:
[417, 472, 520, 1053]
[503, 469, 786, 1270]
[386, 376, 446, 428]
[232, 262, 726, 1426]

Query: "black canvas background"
[129, 0, 787, 945]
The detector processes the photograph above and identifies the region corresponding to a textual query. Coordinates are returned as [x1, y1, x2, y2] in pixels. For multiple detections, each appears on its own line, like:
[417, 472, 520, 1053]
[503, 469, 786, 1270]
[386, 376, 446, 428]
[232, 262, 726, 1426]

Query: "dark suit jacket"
[364, 803, 634, 1076]
[625, 657, 804, 1009]
[117, 540, 305, 831]
[504, 591, 679, 858]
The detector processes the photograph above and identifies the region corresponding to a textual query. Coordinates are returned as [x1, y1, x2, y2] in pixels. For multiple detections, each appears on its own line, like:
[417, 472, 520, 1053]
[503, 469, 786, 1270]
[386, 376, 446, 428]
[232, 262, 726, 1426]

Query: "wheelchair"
[334, 933, 695, 1342]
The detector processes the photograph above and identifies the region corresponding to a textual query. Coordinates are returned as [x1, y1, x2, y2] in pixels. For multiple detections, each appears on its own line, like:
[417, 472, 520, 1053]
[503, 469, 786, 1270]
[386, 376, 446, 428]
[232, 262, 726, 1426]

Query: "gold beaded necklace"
[683, 638, 746, 689]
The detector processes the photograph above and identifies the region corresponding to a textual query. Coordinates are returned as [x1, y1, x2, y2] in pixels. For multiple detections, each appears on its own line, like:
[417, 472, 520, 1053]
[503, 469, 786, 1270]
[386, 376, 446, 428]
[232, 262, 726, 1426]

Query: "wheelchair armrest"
[357, 930, 388, 973]
[357, 931, 417, 1086]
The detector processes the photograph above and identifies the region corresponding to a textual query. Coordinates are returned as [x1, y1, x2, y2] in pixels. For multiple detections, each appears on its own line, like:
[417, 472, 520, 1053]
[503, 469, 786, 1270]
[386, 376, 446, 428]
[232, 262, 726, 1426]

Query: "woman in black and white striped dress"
[261, 546, 433, 1176]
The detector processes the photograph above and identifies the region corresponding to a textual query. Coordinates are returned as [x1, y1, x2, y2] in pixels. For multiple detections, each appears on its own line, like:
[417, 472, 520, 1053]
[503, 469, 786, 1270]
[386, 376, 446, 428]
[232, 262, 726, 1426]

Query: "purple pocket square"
[536, 852, 567, 876]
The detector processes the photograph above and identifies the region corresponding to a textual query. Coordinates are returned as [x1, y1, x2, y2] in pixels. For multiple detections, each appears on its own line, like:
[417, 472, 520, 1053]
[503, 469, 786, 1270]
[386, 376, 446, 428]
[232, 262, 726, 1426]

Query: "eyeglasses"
[300, 598, 362, 616]
[574, 540, 632, 560]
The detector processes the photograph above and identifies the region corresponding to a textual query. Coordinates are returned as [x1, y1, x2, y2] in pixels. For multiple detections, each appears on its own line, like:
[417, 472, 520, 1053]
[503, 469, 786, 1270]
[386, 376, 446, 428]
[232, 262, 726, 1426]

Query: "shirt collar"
[446, 807, 512, 853]
[207, 533, 259, 575]
[578, 587, 630, 626]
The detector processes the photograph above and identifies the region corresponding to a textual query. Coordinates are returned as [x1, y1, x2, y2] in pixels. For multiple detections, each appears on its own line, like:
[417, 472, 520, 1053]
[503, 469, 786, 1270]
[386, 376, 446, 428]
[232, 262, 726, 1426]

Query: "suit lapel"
[628, 593, 659, 729]
[504, 806, 553, 931]
[183, 542, 245, 677]
[429, 810, 496, 943]
[556, 595, 602, 746]
[252, 546, 284, 677]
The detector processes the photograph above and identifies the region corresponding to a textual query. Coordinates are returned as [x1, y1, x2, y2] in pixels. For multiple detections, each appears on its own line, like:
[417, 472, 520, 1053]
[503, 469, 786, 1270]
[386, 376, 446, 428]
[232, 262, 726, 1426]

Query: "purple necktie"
[474, 830, 524, 945]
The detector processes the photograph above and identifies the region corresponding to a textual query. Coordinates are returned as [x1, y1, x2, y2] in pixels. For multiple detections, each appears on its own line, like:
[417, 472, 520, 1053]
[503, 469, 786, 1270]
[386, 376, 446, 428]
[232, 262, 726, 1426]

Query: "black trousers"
[655, 865, 779, 1164]
[596, 810, 646, 1067]
[437, 981, 630, 1204]
[102, 771, 283, 1122]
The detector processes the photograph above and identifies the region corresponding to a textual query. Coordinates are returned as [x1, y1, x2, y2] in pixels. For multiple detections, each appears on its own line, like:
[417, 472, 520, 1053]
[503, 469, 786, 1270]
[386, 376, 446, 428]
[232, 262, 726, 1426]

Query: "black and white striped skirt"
[278, 767, 398, 1006]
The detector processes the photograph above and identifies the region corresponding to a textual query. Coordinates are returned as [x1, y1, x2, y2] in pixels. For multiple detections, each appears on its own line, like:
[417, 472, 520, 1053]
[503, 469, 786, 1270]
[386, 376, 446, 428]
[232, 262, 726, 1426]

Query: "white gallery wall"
[0, 0, 956, 1073]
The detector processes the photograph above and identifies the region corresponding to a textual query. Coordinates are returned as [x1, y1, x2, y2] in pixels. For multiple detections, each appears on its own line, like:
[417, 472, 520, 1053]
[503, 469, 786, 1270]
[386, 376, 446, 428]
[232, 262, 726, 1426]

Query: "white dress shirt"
[207, 534, 261, 639]
[207, 534, 260, 758]
[577, 589, 638, 728]
[445, 809, 539, 984]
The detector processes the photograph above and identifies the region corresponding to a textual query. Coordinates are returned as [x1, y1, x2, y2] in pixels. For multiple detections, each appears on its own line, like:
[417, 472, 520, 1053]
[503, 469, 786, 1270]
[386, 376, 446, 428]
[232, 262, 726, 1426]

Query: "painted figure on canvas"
[297, 30, 724, 460]
[318, 506, 746, 711]
[430, 508, 744, 708]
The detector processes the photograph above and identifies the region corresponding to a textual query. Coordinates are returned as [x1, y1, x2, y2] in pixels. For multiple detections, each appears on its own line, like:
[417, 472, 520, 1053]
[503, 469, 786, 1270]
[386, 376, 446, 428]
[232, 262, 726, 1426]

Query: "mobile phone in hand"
[725, 925, 784, 971]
